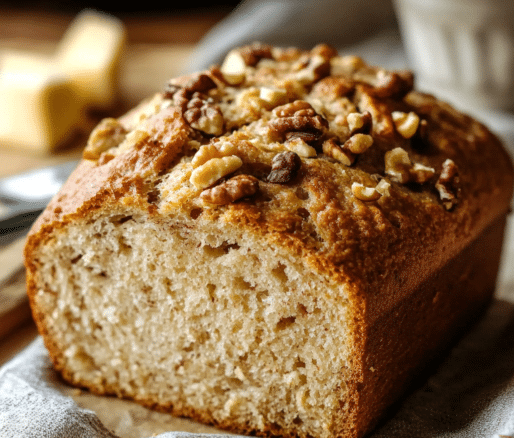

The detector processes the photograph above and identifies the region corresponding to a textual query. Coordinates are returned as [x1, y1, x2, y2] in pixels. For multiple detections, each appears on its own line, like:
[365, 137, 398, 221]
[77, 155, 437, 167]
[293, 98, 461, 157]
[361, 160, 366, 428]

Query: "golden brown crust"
[24, 43, 514, 438]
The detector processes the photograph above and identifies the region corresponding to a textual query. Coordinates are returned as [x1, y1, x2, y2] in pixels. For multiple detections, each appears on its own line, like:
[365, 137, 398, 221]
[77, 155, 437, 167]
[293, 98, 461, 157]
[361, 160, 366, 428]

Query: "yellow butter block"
[0, 9, 126, 153]
[0, 69, 83, 153]
[56, 10, 127, 109]
[0, 51, 55, 74]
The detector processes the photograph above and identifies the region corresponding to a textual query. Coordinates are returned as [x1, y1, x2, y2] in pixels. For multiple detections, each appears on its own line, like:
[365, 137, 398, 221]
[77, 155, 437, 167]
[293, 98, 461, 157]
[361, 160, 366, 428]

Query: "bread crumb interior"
[33, 212, 351, 437]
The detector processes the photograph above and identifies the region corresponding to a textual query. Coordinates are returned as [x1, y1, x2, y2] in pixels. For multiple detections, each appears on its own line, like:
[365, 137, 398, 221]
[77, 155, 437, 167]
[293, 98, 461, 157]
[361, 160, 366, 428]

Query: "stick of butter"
[0, 68, 83, 153]
[0, 10, 126, 153]
[56, 10, 127, 110]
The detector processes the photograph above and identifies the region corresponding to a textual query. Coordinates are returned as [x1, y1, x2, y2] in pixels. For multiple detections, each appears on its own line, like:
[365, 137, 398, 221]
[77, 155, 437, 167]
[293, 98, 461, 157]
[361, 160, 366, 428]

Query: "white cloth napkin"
[2, 1, 514, 436]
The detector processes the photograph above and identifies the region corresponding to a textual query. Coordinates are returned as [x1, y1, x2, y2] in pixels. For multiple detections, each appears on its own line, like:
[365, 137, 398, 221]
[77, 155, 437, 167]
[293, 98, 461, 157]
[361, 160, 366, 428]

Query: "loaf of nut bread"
[25, 43, 513, 438]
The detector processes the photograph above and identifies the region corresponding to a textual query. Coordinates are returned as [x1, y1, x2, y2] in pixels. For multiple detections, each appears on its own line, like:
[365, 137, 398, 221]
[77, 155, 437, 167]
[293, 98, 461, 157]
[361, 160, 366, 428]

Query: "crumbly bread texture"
[25, 43, 513, 438]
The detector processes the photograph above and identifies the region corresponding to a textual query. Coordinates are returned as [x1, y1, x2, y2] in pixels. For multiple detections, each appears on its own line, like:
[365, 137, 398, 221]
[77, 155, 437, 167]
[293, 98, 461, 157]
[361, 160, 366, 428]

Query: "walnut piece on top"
[436, 159, 461, 210]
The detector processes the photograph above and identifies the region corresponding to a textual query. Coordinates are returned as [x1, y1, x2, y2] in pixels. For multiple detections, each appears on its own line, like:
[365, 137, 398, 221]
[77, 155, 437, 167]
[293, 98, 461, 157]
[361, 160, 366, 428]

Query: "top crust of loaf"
[26, 42, 513, 315]
[24, 43, 513, 436]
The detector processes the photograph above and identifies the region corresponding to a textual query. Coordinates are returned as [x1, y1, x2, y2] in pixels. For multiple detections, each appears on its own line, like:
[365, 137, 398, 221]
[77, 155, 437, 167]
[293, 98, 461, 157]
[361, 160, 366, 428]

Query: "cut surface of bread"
[32, 211, 353, 436]
[25, 43, 514, 438]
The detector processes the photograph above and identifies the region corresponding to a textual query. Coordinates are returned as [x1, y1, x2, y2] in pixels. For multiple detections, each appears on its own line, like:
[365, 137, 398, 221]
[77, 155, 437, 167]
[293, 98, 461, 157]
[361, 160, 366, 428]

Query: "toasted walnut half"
[436, 159, 460, 210]
[190, 156, 243, 189]
[272, 100, 315, 118]
[191, 141, 238, 168]
[269, 100, 328, 142]
[200, 174, 259, 205]
[184, 93, 224, 136]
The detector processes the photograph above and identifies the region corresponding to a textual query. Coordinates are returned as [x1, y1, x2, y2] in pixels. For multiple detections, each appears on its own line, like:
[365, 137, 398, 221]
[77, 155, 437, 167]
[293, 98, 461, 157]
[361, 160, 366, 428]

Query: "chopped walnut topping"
[311, 77, 354, 100]
[371, 70, 414, 99]
[259, 87, 288, 107]
[200, 174, 259, 205]
[322, 138, 355, 166]
[411, 163, 436, 184]
[187, 139, 201, 150]
[436, 159, 460, 210]
[236, 87, 267, 114]
[384, 147, 412, 183]
[269, 100, 328, 141]
[183, 73, 218, 94]
[285, 137, 317, 158]
[220, 43, 274, 84]
[294, 54, 331, 85]
[347, 111, 372, 135]
[392, 111, 420, 139]
[164, 73, 217, 99]
[272, 100, 314, 118]
[83, 118, 127, 160]
[285, 131, 322, 144]
[192, 141, 238, 168]
[375, 179, 391, 196]
[165, 76, 224, 135]
[190, 155, 243, 189]
[184, 93, 224, 136]
[166, 88, 189, 112]
[385, 147, 435, 184]
[220, 50, 247, 85]
[343, 133, 373, 154]
[239, 42, 273, 66]
[351, 182, 381, 201]
[268, 151, 302, 183]
[330, 55, 366, 76]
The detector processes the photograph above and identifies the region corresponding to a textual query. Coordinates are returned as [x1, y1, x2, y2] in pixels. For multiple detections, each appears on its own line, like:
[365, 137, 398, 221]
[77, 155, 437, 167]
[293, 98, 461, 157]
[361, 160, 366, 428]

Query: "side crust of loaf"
[25, 43, 514, 438]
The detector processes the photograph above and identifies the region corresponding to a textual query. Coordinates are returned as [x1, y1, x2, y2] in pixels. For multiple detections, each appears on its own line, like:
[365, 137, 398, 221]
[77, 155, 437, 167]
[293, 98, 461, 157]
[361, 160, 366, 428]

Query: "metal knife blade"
[0, 160, 79, 238]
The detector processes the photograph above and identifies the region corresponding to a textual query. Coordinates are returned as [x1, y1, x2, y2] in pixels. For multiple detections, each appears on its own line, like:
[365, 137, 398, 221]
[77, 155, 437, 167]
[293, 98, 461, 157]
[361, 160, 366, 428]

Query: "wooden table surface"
[0, 8, 228, 366]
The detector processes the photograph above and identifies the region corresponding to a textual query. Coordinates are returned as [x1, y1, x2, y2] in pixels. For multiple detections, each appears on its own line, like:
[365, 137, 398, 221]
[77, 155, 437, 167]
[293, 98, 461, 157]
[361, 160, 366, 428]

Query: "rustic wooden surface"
[0, 8, 226, 366]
